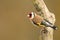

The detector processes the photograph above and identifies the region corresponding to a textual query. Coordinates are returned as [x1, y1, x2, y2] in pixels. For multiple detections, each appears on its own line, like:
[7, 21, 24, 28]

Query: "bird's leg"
[41, 27, 48, 34]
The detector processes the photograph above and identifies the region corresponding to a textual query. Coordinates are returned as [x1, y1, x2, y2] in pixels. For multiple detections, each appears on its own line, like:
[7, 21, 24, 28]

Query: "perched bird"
[27, 12, 57, 30]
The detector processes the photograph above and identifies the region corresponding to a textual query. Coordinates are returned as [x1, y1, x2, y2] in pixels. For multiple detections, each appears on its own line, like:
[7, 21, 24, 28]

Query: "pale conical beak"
[27, 14, 30, 18]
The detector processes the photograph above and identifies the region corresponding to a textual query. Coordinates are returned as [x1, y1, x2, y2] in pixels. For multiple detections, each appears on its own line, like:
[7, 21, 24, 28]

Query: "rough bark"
[33, 0, 56, 40]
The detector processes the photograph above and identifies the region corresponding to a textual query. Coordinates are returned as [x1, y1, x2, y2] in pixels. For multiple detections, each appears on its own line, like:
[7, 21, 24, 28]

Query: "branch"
[33, 0, 55, 24]
[33, 0, 56, 40]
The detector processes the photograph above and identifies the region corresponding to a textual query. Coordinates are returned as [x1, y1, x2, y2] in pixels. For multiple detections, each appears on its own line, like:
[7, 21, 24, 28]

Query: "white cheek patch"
[31, 12, 35, 19]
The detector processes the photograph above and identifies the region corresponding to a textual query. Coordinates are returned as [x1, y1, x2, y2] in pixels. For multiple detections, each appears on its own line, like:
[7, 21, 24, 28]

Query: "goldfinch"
[27, 12, 57, 30]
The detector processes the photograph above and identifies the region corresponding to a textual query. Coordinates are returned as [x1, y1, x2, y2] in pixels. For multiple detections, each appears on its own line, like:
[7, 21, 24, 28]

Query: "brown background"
[0, 0, 60, 40]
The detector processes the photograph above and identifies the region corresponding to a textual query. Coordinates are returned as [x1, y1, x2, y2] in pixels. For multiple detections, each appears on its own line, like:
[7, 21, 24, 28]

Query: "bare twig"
[33, 0, 56, 40]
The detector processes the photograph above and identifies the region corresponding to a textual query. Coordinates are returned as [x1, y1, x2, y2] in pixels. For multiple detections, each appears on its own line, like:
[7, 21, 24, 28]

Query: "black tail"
[51, 25, 57, 30]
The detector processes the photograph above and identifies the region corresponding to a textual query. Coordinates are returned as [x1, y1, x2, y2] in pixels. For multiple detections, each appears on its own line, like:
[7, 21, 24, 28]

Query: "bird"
[27, 12, 57, 30]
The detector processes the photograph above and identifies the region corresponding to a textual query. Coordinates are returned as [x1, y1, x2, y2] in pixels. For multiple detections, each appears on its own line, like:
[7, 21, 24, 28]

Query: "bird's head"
[27, 12, 36, 20]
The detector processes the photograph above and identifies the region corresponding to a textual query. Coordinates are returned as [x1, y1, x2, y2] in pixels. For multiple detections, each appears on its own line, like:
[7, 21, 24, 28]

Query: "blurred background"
[0, 0, 60, 40]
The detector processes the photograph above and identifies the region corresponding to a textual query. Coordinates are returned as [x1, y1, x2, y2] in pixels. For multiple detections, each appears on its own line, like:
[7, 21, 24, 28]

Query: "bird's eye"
[29, 13, 32, 18]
